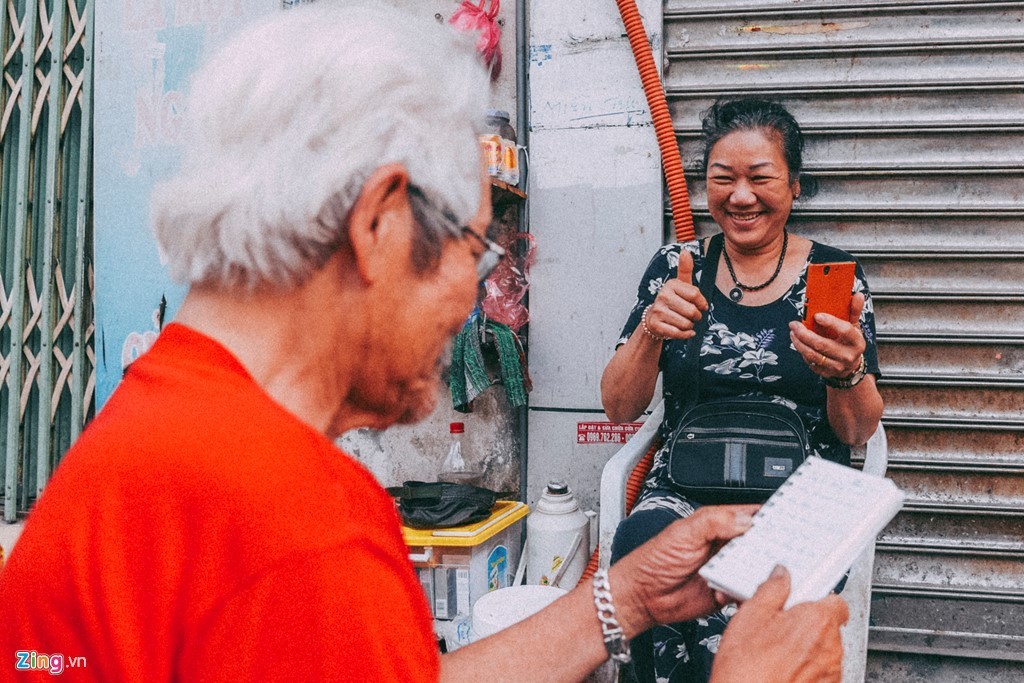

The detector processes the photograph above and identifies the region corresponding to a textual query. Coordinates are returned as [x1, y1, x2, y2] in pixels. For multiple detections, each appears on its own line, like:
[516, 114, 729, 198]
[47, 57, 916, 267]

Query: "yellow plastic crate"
[401, 500, 529, 548]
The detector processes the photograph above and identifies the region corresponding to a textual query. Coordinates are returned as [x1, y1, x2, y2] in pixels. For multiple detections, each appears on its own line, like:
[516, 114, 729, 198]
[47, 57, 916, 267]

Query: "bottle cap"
[546, 481, 569, 496]
[485, 109, 511, 121]
[449, 422, 465, 434]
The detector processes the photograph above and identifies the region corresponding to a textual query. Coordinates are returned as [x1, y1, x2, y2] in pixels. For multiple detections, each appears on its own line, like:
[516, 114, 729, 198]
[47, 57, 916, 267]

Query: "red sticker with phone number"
[577, 422, 644, 444]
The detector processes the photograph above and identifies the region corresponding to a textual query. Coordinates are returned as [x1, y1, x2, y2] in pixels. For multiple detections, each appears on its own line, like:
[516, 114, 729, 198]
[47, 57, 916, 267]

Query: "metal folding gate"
[1, 0, 95, 522]
[663, 1, 1024, 679]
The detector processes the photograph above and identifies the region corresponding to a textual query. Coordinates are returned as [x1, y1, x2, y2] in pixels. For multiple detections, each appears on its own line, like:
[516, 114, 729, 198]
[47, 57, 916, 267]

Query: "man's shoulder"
[57, 336, 369, 525]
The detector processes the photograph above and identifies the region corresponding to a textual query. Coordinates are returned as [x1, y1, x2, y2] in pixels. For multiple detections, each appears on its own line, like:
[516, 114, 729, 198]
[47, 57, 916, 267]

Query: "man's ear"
[347, 163, 411, 283]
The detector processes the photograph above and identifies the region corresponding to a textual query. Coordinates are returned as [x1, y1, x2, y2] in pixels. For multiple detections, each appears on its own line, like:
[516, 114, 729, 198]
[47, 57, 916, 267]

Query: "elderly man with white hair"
[0, 4, 848, 682]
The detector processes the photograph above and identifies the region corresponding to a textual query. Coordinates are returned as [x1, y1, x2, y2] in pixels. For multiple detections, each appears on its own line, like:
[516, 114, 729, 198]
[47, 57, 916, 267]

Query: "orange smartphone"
[803, 262, 856, 338]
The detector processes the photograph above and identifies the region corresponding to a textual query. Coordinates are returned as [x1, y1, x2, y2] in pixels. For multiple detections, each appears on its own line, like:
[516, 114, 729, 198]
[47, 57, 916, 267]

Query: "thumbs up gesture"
[677, 248, 695, 284]
[641, 248, 709, 342]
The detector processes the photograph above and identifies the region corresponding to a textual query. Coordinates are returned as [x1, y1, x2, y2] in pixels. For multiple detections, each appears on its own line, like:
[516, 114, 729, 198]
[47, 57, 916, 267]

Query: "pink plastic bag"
[449, 0, 502, 80]
[481, 232, 534, 332]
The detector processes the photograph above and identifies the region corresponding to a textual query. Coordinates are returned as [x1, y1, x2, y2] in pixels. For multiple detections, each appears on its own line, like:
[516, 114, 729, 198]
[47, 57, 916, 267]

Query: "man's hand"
[608, 506, 757, 637]
[711, 566, 849, 683]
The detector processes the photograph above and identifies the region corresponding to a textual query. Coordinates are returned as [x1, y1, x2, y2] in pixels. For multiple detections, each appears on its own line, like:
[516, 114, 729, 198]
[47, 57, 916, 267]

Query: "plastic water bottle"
[440, 422, 483, 485]
[526, 482, 591, 589]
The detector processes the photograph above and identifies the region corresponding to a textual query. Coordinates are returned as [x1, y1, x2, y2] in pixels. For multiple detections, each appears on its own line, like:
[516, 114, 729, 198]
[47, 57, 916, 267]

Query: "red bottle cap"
[449, 422, 465, 434]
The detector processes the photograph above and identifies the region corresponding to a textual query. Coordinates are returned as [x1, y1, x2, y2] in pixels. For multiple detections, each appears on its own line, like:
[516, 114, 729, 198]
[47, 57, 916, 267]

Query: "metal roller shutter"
[1, 0, 96, 521]
[662, 1, 1024, 679]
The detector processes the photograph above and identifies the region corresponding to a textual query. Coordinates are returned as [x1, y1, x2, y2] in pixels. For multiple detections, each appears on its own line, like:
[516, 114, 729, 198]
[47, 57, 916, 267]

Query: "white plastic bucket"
[471, 585, 568, 639]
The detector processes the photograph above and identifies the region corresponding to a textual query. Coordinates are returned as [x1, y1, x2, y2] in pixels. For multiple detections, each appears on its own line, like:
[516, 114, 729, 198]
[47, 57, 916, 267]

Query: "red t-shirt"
[0, 324, 439, 681]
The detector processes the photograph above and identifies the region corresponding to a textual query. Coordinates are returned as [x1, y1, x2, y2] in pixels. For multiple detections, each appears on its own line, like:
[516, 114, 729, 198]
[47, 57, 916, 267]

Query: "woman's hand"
[789, 292, 883, 445]
[602, 249, 708, 422]
[643, 251, 709, 341]
[788, 292, 866, 380]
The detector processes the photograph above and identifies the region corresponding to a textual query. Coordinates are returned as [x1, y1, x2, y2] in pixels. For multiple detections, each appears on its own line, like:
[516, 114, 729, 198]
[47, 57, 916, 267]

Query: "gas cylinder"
[526, 481, 591, 589]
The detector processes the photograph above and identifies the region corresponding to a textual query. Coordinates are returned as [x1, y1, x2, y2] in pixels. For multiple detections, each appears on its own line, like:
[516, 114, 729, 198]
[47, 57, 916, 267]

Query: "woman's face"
[706, 128, 800, 251]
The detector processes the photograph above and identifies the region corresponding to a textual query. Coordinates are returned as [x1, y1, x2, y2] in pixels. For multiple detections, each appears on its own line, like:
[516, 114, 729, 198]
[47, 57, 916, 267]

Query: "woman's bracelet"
[641, 305, 665, 342]
[593, 568, 632, 664]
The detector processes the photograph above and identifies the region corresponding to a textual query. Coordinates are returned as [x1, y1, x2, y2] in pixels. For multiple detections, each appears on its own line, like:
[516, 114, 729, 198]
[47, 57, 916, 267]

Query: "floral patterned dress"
[610, 235, 880, 682]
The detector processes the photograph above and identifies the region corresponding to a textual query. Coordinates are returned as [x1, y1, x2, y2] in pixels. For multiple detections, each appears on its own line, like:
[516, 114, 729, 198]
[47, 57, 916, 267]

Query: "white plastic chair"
[598, 401, 888, 683]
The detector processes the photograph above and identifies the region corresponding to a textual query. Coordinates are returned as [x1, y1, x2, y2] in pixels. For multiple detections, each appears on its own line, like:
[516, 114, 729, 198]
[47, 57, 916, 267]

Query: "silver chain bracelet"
[593, 568, 632, 664]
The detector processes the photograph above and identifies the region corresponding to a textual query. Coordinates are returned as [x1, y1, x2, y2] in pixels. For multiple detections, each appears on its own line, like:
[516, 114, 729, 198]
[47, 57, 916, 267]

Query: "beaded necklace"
[722, 230, 789, 303]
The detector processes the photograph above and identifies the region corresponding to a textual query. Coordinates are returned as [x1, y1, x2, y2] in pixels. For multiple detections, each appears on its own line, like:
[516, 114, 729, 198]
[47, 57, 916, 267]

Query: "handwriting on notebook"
[699, 457, 904, 609]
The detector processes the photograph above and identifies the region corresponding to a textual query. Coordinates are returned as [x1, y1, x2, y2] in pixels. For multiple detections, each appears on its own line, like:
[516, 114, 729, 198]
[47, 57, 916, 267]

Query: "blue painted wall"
[93, 0, 279, 407]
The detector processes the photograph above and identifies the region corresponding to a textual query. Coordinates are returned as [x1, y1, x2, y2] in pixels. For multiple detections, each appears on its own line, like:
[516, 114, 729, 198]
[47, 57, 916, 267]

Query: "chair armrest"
[598, 401, 665, 570]
[861, 422, 888, 477]
[841, 422, 888, 683]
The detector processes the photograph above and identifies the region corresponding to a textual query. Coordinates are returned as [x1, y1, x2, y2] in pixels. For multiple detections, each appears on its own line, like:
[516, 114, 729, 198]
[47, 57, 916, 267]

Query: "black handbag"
[386, 481, 504, 529]
[665, 234, 812, 504]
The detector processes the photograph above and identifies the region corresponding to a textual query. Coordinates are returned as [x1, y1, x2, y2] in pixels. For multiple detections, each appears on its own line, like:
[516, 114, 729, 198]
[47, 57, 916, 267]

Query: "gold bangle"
[641, 305, 665, 342]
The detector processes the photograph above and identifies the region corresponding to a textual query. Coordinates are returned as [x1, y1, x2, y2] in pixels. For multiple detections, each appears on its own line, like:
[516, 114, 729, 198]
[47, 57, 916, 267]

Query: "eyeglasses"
[406, 184, 505, 283]
[459, 225, 506, 282]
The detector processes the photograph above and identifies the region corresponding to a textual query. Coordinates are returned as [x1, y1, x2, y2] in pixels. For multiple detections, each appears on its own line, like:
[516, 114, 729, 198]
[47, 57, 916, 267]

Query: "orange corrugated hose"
[578, 440, 660, 583]
[615, 0, 695, 243]
[579, 0, 694, 585]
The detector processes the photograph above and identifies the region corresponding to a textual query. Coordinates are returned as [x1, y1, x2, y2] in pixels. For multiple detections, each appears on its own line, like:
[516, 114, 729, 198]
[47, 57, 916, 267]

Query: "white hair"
[151, 2, 488, 289]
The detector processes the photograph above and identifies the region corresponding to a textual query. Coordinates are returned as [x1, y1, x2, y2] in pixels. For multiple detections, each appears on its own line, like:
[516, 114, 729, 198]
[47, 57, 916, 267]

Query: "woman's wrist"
[641, 305, 666, 342]
[824, 354, 867, 389]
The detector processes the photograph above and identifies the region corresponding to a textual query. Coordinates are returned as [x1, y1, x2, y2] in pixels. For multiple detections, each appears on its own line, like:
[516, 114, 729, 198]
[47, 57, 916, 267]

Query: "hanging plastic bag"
[481, 232, 534, 333]
[448, 0, 502, 80]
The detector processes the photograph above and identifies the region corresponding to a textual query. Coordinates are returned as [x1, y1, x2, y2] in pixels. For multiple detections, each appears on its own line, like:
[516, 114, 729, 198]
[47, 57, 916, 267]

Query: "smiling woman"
[601, 98, 885, 683]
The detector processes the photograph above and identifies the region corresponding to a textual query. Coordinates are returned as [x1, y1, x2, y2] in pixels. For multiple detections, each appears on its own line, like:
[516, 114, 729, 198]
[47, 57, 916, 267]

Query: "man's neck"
[172, 268, 364, 438]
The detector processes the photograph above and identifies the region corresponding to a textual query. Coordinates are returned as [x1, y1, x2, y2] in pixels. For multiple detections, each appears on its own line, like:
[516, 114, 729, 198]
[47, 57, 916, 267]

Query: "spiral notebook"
[698, 456, 905, 609]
